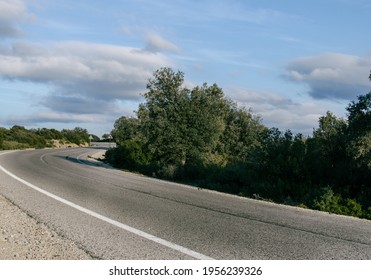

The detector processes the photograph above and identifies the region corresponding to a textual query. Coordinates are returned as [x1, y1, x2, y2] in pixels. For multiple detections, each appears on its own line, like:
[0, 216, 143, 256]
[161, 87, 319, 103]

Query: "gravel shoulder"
[0, 194, 92, 260]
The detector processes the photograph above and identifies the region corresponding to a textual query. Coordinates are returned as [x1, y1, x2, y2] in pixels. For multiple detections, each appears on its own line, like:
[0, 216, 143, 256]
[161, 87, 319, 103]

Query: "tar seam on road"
[0, 159, 214, 260]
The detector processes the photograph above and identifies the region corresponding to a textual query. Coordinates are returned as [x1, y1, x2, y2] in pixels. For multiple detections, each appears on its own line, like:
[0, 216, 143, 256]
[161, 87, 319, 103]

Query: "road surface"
[0, 147, 370, 259]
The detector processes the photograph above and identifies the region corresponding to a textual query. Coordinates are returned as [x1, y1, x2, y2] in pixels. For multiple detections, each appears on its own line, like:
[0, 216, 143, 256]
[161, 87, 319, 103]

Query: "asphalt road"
[0, 147, 370, 259]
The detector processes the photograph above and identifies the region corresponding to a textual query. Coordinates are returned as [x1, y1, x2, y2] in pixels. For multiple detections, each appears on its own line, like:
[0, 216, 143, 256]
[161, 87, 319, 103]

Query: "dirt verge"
[0, 194, 92, 260]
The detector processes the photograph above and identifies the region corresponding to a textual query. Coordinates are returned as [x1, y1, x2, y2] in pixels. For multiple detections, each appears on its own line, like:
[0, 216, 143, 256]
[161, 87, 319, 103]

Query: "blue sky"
[0, 0, 370, 137]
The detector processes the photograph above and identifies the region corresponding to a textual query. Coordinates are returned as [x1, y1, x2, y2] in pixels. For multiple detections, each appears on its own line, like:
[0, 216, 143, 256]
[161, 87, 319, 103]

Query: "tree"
[137, 68, 231, 176]
[343, 92, 371, 209]
[111, 116, 141, 145]
[346, 92, 371, 168]
[184, 83, 229, 165]
[34, 128, 63, 140]
[0, 127, 8, 149]
[257, 129, 308, 197]
[137, 68, 188, 167]
[61, 127, 89, 145]
[219, 103, 266, 162]
[306, 111, 350, 192]
[90, 134, 100, 142]
[102, 133, 111, 141]
[313, 111, 347, 160]
[105, 138, 149, 171]
[9, 125, 46, 148]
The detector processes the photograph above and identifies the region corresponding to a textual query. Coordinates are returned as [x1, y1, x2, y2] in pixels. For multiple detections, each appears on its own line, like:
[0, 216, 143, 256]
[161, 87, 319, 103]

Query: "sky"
[0, 0, 370, 137]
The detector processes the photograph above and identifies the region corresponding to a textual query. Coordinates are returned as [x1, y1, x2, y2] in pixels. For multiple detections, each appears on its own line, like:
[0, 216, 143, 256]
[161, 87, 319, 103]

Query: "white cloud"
[285, 52, 371, 100]
[145, 33, 179, 53]
[0, 1, 178, 131]
[0, 0, 33, 37]
[227, 87, 329, 135]
[3, 111, 108, 125]
[0, 39, 174, 129]
[0, 40, 173, 100]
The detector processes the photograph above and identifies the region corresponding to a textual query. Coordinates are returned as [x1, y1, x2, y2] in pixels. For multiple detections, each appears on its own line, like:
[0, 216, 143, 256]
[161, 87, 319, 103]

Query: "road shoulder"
[0, 194, 92, 260]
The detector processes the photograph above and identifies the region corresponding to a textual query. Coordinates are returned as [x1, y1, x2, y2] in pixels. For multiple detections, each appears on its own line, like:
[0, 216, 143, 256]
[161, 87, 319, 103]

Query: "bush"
[343, 198, 363, 217]
[2, 141, 30, 150]
[157, 164, 179, 180]
[313, 187, 342, 214]
[366, 207, 371, 220]
[105, 139, 149, 171]
[313, 187, 364, 218]
[61, 127, 89, 145]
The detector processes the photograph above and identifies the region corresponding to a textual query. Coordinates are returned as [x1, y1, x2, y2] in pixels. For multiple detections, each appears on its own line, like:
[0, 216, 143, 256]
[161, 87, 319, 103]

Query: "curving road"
[0, 147, 370, 259]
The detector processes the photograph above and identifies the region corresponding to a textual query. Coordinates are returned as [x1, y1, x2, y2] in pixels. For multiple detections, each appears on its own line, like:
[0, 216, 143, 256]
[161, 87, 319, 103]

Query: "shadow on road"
[53, 150, 113, 169]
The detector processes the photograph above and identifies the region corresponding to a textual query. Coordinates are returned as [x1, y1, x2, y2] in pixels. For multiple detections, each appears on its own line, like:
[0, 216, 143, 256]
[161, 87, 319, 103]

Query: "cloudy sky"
[0, 0, 370, 137]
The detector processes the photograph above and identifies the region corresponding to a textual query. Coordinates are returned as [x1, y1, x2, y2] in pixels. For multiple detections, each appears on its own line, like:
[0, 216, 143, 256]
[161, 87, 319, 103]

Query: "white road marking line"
[0, 163, 214, 260]
[76, 151, 91, 164]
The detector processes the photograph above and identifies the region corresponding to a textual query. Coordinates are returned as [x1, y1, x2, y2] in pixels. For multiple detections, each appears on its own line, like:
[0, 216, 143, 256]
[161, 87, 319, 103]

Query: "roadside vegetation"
[0, 126, 92, 150]
[106, 67, 371, 220]
[1, 68, 369, 220]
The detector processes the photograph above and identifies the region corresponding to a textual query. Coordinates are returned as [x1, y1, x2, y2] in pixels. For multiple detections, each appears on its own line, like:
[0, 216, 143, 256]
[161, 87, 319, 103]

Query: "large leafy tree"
[137, 67, 230, 170]
[137, 68, 189, 166]
[184, 83, 229, 163]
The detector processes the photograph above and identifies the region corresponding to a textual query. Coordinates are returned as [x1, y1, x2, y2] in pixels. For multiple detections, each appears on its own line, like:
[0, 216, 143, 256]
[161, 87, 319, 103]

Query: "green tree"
[101, 134, 111, 141]
[251, 128, 310, 202]
[346, 92, 371, 168]
[183, 83, 229, 165]
[0, 127, 8, 149]
[105, 139, 149, 171]
[111, 116, 141, 145]
[9, 125, 46, 148]
[306, 112, 349, 189]
[313, 111, 348, 164]
[34, 128, 63, 140]
[61, 127, 89, 145]
[90, 134, 100, 142]
[137, 68, 188, 168]
[137, 67, 230, 174]
[220, 103, 266, 162]
[344, 92, 371, 209]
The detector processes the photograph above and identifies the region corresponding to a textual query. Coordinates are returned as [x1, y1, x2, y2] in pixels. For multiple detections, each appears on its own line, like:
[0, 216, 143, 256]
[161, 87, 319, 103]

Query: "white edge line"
[0, 160, 214, 260]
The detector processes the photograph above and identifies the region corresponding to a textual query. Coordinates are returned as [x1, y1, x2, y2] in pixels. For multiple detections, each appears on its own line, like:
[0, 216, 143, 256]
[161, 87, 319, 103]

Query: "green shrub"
[313, 187, 342, 214]
[2, 141, 30, 150]
[313, 187, 364, 218]
[157, 164, 179, 180]
[365, 207, 371, 219]
[343, 198, 363, 217]
[105, 139, 149, 171]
